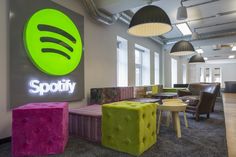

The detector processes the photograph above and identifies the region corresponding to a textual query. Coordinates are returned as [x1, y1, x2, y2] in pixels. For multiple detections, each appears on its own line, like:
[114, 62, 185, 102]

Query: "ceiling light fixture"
[229, 55, 235, 59]
[177, 0, 188, 20]
[196, 48, 204, 54]
[189, 54, 205, 64]
[170, 40, 195, 56]
[192, 29, 199, 40]
[232, 44, 236, 51]
[128, 5, 172, 37]
[176, 23, 192, 36]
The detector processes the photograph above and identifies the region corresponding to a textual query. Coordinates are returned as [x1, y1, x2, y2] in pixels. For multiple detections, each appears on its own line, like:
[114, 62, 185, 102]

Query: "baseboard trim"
[0, 137, 11, 145]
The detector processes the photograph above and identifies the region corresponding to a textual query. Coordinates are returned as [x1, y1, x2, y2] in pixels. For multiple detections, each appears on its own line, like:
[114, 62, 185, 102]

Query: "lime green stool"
[102, 101, 157, 156]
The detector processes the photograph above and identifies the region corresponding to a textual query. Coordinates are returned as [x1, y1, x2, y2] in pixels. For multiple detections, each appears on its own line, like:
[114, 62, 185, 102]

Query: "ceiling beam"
[164, 32, 236, 51]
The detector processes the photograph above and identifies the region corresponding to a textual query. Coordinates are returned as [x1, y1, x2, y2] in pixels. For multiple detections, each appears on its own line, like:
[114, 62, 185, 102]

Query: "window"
[135, 44, 150, 86]
[171, 58, 177, 87]
[154, 52, 160, 84]
[117, 36, 128, 87]
[200, 68, 204, 82]
[182, 64, 187, 84]
[213, 68, 221, 83]
[205, 68, 211, 83]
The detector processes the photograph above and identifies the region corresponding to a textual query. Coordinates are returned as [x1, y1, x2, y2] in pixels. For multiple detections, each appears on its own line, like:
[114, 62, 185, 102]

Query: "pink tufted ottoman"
[12, 102, 68, 157]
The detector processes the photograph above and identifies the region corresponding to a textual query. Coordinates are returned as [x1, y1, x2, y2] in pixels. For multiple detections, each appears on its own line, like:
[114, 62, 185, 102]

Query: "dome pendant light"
[177, 0, 187, 20]
[128, 5, 172, 37]
[189, 54, 205, 64]
[170, 40, 195, 56]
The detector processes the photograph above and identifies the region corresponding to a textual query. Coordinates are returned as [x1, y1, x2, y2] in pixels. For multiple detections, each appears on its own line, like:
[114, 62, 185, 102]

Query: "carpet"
[0, 99, 227, 157]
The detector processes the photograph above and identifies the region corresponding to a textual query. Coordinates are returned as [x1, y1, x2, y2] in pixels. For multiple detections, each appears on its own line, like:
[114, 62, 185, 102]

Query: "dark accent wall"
[9, 0, 85, 108]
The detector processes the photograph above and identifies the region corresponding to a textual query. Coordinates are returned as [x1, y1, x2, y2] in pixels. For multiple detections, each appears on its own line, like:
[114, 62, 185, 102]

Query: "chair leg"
[157, 110, 162, 135]
[183, 112, 188, 128]
[196, 113, 200, 121]
[207, 113, 210, 119]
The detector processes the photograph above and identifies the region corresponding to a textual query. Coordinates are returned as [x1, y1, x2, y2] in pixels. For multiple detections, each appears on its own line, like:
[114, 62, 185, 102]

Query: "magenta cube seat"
[12, 102, 68, 157]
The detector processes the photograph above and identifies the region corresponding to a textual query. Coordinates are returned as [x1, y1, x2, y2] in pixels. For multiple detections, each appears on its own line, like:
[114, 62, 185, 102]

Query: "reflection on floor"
[0, 100, 227, 157]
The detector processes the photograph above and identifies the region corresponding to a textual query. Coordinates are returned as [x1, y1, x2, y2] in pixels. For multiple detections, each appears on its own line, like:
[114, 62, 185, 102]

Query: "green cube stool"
[102, 101, 157, 156]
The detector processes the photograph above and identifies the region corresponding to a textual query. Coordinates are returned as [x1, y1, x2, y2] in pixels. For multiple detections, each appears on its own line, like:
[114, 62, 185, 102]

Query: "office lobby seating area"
[2, 83, 227, 157]
[1, 96, 227, 157]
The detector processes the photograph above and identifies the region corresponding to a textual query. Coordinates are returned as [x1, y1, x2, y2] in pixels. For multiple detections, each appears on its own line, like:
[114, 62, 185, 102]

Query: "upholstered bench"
[12, 102, 68, 157]
[69, 104, 102, 143]
[102, 101, 157, 156]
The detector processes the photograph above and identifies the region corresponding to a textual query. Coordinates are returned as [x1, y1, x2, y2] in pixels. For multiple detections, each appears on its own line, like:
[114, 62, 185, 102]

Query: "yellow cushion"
[152, 86, 159, 94]
[102, 101, 157, 156]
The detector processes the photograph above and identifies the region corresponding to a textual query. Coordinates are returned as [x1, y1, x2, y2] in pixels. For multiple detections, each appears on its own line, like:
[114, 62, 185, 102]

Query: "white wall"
[163, 49, 187, 87]
[188, 62, 236, 88]
[0, 0, 163, 138]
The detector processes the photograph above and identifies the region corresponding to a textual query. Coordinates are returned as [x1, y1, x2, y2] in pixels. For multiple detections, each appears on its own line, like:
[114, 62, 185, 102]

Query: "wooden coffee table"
[152, 92, 178, 103]
[157, 102, 187, 138]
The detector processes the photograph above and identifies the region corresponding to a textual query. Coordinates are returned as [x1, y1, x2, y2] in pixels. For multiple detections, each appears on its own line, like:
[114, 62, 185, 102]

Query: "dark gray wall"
[9, 0, 84, 108]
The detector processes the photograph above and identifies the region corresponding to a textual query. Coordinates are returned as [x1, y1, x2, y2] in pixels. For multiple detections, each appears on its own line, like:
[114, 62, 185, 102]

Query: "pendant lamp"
[177, 0, 187, 20]
[170, 40, 195, 56]
[189, 54, 205, 64]
[128, 5, 172, 37]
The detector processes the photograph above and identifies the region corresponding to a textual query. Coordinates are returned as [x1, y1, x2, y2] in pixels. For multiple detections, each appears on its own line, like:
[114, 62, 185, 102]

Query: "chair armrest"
[197, 92, 215, 112]
[177, 90, 192, 97]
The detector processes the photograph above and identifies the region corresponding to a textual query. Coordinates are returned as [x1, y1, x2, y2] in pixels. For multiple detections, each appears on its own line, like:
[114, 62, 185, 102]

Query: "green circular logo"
[24, 9, 83, 76]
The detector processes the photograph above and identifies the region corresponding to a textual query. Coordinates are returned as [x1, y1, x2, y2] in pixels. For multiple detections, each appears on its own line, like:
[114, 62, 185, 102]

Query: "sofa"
[90, 85, 162, 105]
[177, 83, 220, 120]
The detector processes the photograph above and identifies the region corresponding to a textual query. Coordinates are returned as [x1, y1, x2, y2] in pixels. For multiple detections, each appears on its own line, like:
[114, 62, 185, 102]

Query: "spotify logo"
[24, 9, 83, 76]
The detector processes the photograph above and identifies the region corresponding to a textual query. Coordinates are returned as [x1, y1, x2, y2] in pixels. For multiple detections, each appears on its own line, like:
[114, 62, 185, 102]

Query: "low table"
[128, 98, 160, 103]
[157, 102, 187, 138]
[152, 92, 178, 103]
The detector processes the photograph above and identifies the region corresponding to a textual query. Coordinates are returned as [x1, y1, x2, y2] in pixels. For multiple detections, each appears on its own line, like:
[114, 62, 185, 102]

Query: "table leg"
[166, 111, 171, 127]
[184, 111, 188, 128]
[173, 112, 181, 138]
[172, 112, 176, 131]
[157, 110, 162, 135]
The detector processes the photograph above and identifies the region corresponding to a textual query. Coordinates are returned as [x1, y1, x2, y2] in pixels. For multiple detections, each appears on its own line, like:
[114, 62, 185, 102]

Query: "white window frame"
[182, 64, 187, 84]
[117, 36, 128, 87]
[171, 58, 178, 87]
[135, 44, 150, 86]
[154, 52, 160, 84]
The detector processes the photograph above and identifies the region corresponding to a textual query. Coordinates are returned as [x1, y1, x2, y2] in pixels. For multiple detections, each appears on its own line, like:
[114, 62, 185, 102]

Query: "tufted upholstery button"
[22, 118, 29, 123]
[152, 111, 155, 116]
[147, 123, 151, 129]
[143, 113, 146, 119]
[143, 137, 146, 143]
[125, 116, 131, 122]
[114, 125, 122, 132]
[34, 128, 41, 134]
[107, 135, 112, 140]
[124, 138, 131, 145]
[152, 131, 155, 136]
[48, 139, 54, 145]
[105, 112, 111, 118]
[48, 117, 53, 122]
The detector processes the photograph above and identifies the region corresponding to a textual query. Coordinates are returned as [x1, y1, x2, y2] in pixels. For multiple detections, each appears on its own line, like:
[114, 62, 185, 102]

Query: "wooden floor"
[222, 93, 236, 157]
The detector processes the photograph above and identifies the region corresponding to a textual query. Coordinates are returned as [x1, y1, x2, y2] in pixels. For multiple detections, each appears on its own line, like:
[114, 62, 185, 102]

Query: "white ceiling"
[131, 0, 236, 39]
[93, 0, 236, 60]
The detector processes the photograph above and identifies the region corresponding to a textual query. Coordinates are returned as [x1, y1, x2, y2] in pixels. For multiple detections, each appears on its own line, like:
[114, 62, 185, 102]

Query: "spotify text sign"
[9, 0, 84, 108]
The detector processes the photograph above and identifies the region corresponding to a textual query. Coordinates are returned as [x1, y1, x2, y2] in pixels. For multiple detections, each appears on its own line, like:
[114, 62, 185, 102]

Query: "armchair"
[177, 83, 219, 121]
